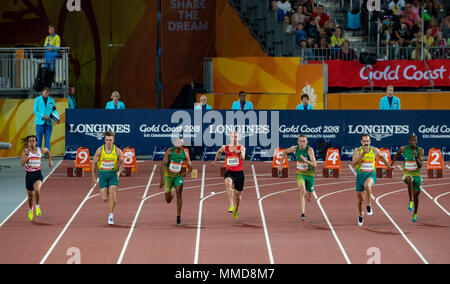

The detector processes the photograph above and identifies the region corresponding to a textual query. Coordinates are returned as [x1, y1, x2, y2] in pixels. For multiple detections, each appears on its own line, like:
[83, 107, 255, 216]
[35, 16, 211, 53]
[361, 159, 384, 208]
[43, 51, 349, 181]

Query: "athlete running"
[390, 134, 424, 223]
[20, 135, 53, 221]
[278, 134, 317, 221]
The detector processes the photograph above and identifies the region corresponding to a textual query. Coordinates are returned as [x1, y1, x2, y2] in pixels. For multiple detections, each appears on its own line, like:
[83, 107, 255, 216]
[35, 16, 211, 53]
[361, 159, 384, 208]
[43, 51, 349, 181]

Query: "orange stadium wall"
[0, 98, 68, 157]
[327, 92, 450, 110]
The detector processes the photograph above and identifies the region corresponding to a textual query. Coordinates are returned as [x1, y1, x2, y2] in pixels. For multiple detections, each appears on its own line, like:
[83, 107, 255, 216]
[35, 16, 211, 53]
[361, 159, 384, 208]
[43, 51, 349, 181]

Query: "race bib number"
[296, 162, 309, 171]
[226, 157, 240, 167]
[27, 157, 41, 169]
[101, 160, 115, 171]
[169, 162, 182, 173]
[360, 162, 374, 172]
[404, 161, 418, 171]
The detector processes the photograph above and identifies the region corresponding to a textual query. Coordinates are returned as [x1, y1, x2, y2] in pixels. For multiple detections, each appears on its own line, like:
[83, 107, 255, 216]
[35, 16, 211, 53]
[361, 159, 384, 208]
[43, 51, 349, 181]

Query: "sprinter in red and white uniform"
[20, 135, 53, 221]
[212, 130, 246, 219]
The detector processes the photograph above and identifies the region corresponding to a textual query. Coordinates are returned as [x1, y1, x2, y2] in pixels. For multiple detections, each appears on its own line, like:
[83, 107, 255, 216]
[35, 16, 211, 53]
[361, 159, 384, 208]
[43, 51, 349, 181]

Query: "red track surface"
[0, 160, 449, 264]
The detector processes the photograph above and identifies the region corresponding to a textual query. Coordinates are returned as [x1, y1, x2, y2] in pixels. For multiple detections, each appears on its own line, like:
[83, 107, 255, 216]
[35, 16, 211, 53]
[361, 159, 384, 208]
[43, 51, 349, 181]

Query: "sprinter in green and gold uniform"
[390, 134, 424, 223]
[279, 134, 317, 222]
[92, 131, 124, 225]
[160, 138, 192, 225]
[352, 134, 391, 226]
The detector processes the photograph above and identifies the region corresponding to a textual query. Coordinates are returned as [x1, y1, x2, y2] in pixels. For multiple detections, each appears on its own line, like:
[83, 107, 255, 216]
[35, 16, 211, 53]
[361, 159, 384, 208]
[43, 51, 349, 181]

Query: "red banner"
[319, 60, 450, 88]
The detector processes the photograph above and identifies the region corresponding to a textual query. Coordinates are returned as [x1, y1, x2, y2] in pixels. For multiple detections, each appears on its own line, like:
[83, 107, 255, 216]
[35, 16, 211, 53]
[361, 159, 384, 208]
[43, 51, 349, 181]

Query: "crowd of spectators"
[378, 0, 449, 59]
[272, 0, 358, 61]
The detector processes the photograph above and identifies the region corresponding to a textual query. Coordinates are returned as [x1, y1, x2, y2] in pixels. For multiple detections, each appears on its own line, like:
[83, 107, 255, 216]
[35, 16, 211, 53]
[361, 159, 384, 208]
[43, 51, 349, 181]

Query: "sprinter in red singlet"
[211, 130, 246, 219]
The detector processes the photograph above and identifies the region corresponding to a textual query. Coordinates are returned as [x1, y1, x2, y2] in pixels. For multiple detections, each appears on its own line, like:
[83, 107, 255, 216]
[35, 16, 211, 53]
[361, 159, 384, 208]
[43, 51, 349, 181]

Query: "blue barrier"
[65, 109, 450, 160]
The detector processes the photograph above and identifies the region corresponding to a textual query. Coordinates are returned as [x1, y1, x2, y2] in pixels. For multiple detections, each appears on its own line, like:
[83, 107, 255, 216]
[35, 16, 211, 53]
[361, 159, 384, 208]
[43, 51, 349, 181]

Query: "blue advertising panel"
[65, 109, 450, 160]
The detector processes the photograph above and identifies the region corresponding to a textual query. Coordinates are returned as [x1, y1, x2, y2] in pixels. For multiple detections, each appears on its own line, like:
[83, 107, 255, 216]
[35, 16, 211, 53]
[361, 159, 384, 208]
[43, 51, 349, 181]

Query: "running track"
[0, 161, 448, 264]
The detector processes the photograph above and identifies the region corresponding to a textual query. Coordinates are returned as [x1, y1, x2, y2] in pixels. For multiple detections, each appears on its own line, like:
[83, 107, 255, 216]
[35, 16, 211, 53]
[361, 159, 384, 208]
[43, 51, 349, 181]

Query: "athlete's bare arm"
[116, 147, 124, 178]
[416, 148, 424, 169]
[304, 146, 317, 168]
[278, 146, 296, 170]
[211, 146, 226, 166]
[20, 149, 28, 167]
[160, 148, 172, 188]
[352, 147, 365, 167]
[373, 147, 392, 169]
[91, 147, 102, 183]
[42, 147, 53, 168]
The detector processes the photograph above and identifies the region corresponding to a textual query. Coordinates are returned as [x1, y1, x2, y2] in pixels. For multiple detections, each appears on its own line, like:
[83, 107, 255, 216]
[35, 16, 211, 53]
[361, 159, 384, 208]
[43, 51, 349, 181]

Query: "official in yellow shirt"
[44, 25, 61, 70]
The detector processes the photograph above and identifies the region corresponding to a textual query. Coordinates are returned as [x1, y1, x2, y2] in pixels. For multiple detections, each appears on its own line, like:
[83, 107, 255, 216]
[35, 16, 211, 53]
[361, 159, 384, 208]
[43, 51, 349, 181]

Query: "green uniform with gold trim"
[98, 145, 119, 189]
[355, 146, 377, 192]
[164, 147, 187, 192]
[402, 146, 422, 192]
[295, 145, 315, 193]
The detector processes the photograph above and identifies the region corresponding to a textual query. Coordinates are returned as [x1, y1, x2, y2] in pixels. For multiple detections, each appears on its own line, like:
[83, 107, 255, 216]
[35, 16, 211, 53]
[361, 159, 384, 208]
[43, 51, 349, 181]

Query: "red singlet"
[224, 145, 243, 171]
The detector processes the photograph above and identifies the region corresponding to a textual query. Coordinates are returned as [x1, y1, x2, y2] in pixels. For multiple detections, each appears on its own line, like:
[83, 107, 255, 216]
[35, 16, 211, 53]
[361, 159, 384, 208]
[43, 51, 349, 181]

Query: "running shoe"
[358, 215, 364, 226]
[28, 210, 33, 221]
[367, 205, 373, 216]
[233, 209, 239, 219]
[228, 205, 235, 213]
[176, 216, 181, 225]
[36, 207, 41, 217]
[300, 213, 306, 222]
[412, 213, 418, 223]
[408, 201, 413, 212]
[108, 216, 114, 225]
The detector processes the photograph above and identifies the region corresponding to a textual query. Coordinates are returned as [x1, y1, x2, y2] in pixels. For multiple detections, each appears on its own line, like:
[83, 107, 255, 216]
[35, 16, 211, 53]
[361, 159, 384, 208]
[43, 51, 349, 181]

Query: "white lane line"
[117, 164, 157, 264]
[317, 188, 353, 264]
[252, 165, 274, 264]
[40, 177, 99, 264]
[434, 192, 450, 216]
[348, 164, 356, 176]
[375, 188, 429, 264]
[0, 160, 63, 228]
[194, 165, 206, 264]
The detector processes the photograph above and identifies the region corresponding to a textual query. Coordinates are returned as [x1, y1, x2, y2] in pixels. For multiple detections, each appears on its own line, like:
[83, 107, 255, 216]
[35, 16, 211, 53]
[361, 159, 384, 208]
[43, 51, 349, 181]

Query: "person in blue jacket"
[379, 85, 401, 110]
[231, 91, 253, 110]
[194, 95, 212, 110]
[33, 87, 60, 151]
[105, 91, 125, 109]
[68, 86, 76, 109]
[296, 94, 314, 110]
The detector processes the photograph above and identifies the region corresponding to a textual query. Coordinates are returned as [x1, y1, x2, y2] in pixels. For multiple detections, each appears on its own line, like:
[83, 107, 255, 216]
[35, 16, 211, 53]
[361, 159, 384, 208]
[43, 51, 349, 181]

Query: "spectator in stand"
[295, 23, 308, 46]
[315, 37, 333, 60]
[427, 17, 439, 37]
[194, 95, 212, 110]
[411, 41, 432, 60]
[423, 28, 435, 47]
[291, 5, 306, 26]
[231, 91, 253, 110]
[296, 94, 314, 110]
[44, 25, 60, 71]
[336, 40, 358, 61]
[298, 38, 314, 62]
[305, 16, 320, 44]
[388, 0, 405, 16]
[435, 31, 448, 59]
[434, 2, 446, 24]
[380, 16, 396, 47]
[379, 85, 401, 110]
[284, 16, 294, 33]
[394, 15, 411, 48]
[277, 0, 292, 15]
[310, 5, 330, 28]
[331, 26, 345, 48]
[68, 86, 76, 109]
[304, 0, 317, 17]
[441, 14, 450, 40]
[105, 91, 125, 109]
[410, 17, 423, 44]
[401, 2, 419, 29]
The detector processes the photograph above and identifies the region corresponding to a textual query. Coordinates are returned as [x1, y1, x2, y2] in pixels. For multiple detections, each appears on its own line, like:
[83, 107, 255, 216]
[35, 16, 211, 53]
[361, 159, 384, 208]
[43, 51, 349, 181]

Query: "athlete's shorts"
[224, 170, 245, 192]
[25, 170, 43, 191]
[356, 171, 376, 192]
[296, 174, 315, 193]
[403, 174, 422, 192]
[99, 171, 119, 189]
[164, 175, 184, 192]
